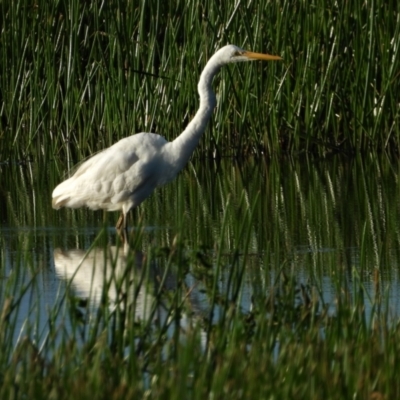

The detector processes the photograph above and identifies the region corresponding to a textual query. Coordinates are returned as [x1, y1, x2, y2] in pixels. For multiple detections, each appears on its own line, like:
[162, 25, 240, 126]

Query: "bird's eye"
[234, 51, 243, 57]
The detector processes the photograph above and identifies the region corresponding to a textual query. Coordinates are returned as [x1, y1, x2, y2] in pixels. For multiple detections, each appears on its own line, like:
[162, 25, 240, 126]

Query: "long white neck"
[170, 53, 224, 169]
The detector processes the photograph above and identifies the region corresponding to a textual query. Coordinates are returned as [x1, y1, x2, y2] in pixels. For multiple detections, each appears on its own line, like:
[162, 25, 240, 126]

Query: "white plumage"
[52, 45, 282, 229]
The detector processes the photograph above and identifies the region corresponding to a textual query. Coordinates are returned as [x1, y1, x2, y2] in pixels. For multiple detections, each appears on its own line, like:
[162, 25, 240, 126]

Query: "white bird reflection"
[53, 241, 206, 334]
[53, 243, 165, 322]
[53, 239, 213, 358]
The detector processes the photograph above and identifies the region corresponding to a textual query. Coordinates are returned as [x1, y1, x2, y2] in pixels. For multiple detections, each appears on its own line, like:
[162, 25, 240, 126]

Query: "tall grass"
[1, 0, 399, 162]
[1, 154, 400, 397]
[1, 203, 400, 398]
[2, 1, 400, 397]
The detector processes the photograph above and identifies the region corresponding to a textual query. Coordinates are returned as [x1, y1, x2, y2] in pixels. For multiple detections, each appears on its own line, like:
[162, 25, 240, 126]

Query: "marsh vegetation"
[1, 0, 400, 398]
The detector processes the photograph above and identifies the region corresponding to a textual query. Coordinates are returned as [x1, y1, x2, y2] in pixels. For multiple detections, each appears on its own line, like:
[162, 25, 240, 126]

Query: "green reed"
[1, 0, 399, 162]
[2, 1, 400, 397]
[1, 214, 400, 398]
[2, 155, 400, 397]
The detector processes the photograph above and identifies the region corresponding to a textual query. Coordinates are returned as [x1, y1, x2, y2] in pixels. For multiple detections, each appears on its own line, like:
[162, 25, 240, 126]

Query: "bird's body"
[52, 45, 281, 229]
[53, 134, 173, 213]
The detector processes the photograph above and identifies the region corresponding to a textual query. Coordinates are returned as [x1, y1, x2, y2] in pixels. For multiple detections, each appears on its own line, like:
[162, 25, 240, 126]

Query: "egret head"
[214, 44, 282, 65]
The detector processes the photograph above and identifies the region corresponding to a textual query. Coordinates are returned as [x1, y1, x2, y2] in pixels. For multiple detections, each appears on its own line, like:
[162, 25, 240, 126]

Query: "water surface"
[1, 156, 400, 344]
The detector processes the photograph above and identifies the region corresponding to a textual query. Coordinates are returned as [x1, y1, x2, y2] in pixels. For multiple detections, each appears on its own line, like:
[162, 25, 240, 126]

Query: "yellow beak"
[243, 51, 282, 61]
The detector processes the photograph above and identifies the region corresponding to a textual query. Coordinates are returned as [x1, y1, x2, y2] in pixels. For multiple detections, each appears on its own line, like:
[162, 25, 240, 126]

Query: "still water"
[1, 156, 400, 345]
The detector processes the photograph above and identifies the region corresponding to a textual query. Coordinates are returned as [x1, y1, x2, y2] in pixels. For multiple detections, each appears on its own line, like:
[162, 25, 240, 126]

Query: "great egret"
[52, 44, 282, 230]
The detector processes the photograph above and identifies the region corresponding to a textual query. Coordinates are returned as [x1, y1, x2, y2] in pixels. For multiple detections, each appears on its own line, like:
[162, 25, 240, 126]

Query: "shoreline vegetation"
[1, 1, 399, 161]
[1, 1, 400, 398]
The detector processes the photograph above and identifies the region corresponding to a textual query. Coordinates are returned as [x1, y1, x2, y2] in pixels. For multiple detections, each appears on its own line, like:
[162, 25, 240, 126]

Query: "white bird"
[52, 44, 282, 230]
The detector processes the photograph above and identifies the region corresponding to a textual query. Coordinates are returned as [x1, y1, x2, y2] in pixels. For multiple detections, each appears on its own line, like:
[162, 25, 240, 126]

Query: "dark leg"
[123, 211, 127, 230]
[116, 211, 128, 231]
[115, 212, 124, 230]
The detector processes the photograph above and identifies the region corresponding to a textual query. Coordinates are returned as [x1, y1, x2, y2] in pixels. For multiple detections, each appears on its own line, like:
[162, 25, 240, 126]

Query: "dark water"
[1, 156, 400, 343]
